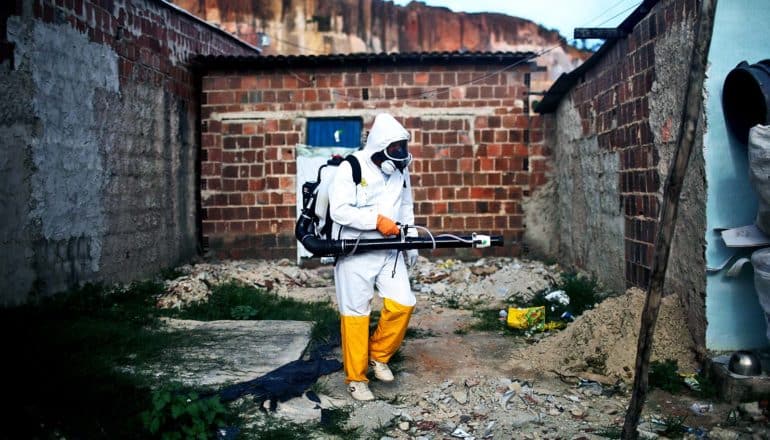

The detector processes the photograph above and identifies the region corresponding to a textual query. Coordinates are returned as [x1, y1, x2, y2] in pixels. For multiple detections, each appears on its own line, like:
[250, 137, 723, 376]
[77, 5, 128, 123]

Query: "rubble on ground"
[151, 256, 768, 438]
[412, 257, 561, 308]
[156, 259, 331, 309]
[508, 287, 698, 382]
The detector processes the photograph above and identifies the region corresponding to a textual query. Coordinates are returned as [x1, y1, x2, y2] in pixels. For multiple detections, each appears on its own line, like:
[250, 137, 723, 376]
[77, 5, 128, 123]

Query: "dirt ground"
[161, 257, 770, 439]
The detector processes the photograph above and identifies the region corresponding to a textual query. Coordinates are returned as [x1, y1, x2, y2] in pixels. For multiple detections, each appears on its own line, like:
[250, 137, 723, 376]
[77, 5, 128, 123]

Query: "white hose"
[436, 233, 475, 244]
[411, 225, 437, 249]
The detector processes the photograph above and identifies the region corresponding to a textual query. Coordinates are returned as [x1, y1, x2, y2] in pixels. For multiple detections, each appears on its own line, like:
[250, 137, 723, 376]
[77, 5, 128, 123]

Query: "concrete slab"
[709, 355, 770, 402]
[146, 318, 313, 387]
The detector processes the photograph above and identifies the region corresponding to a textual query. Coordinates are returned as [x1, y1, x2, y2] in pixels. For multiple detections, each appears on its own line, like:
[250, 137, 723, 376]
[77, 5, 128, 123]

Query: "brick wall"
[199, 59, 545, 260]
[537, 0, 706, 349]
[0, 0, 256, 302]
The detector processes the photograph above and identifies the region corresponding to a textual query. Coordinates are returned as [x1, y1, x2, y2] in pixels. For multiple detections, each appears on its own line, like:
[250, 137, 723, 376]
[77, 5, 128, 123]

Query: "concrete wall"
[704, 0, 770, 350]
[531, 0, 707, 352]
[199, 63, 547, 260]
[0, 0, 256, 304]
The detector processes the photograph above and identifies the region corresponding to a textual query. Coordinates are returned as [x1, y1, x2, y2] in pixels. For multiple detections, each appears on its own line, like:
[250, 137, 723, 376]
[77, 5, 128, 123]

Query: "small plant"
[595, 425, 622, 438]
[159, 267, 185, 281]
[319, 407, 360, 438]
[649, 359, 683, 393]
[171, 282, 340, 346]
[405, 327, 436, 339]
[140, 387, 228, 439]
[444, 296, 461, 309]
[469, 308, 506, 331]
[230, 305, 258, 320]
[529, 272, 602, 322]
[660, 415, 688, 437]
[694, 371, 718, 399]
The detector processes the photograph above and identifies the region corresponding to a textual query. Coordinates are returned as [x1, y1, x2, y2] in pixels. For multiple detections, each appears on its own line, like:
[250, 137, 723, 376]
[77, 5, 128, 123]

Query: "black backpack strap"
[345, 155, 362, 185]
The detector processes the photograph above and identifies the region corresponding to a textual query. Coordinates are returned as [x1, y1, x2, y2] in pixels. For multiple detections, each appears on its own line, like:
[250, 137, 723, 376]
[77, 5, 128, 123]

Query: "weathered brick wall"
[199, 62, 545, 260]
[538, 0, 706, 349]
[0, 0, 256, 303]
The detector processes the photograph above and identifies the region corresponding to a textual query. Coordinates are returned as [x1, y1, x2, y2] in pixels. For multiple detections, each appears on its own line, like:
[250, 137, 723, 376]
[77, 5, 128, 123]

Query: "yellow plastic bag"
[506, 306, 545, 331]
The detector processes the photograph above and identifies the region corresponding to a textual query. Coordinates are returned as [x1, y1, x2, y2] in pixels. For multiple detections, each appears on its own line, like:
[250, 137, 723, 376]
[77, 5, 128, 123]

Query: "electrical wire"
[265, 0, 645, 102]
[584, 0, 641, 27]
[284, 44, 561, 102]
[595, 1, 643, 27]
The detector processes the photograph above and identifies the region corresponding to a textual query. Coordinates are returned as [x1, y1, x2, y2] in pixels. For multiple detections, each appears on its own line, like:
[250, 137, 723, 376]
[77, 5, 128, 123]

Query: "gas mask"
[372, 139, 412, 175]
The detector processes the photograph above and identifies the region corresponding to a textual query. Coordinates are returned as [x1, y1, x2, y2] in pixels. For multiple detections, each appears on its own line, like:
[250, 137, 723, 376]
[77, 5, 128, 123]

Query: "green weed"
[660, 415, 688, 437]
[695, 371, 718, 399]
[140, 386, 229, 439]
[595, 425, 622, 438]
[319, 407, 360, 438]
[649, 359, 683, 393]
[4, 277, 341, 438]
[405, 327, 436, 339]
[169, 281, 340, 346]
[528, 272, 601, 321]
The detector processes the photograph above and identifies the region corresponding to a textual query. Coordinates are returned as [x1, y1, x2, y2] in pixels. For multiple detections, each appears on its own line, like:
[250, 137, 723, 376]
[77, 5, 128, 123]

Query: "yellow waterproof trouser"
[340, 314, 370, 383]
[340, 298, 414, 383]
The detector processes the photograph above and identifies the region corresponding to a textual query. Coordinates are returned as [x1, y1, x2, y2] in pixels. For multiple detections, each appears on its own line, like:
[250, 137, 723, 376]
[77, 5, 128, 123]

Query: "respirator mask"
[373, 139, 412, 175]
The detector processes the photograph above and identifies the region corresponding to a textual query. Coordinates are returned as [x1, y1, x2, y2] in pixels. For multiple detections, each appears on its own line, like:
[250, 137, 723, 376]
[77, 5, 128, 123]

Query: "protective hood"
[363, 114, 410, 153]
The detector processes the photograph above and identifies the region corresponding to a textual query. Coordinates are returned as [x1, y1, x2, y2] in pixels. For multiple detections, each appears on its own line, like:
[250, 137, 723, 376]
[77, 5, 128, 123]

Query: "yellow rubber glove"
[376, 214, 400, 236]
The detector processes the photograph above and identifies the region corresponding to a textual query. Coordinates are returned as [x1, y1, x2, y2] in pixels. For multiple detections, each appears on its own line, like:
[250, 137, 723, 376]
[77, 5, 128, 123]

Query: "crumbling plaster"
[649, 19, 707, 354]
[0, 16, 197, 303]
[525, 99, 626, 294]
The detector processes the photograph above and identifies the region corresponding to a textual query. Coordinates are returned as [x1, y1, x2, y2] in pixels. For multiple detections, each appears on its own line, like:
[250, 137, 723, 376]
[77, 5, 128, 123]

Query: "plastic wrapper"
[506, 306, 545, 331]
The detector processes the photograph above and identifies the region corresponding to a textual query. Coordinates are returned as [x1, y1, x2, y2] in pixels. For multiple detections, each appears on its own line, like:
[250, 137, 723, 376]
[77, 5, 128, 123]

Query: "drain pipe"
[295, 213, 504, 258]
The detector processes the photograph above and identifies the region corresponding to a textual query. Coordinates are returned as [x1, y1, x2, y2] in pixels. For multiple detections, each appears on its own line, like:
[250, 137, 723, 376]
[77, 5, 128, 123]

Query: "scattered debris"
[152, 257, 770, 438]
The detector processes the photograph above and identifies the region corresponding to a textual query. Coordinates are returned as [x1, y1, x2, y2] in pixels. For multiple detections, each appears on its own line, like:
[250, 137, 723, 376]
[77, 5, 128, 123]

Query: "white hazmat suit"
[329, 113, 417, 385]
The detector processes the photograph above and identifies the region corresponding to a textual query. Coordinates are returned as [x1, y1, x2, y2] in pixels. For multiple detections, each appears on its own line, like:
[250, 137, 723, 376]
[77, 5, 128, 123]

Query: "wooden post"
[621, 0, 717, 438]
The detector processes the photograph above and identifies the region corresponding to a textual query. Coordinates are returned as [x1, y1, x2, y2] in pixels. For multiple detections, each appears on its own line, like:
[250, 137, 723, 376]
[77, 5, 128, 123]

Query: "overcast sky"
[392, 0, 643, 43]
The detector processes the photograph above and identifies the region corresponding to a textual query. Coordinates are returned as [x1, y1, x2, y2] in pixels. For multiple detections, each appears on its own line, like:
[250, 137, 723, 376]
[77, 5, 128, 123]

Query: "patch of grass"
[695, 371, 718, 399]
[444, 296, 461, 309]
[649, 359, 683, 394]
[169, 281, 340, 345]
[528, 272, 601, 321]
[4, 278, 342, 439]
[242, 417, 311, 439]
[660, 415, 688, 437]
[369, 423, 394, 440]
[159, 266, 186, 281]
[405, 327, 436, 339]
[3, 281, 173, 437]
[469, 308, 506, 331]
[595, 425, 622, 438]
[319, 407, 360, 438]
[240, 407, 360, 440]
[140, 386, 230, 439]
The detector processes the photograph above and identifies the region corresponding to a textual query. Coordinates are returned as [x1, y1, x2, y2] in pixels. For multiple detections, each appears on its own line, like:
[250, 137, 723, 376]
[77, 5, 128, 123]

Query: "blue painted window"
[306, 118, 362, 148]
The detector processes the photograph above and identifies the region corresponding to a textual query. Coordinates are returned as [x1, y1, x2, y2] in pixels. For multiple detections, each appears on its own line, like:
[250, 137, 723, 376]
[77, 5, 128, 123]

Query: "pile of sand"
[508, 288, 697, 381]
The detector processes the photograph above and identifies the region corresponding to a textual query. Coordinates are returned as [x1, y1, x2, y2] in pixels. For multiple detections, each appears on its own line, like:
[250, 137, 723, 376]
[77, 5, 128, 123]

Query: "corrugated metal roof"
[534, 0, 660, 114]
[193, 51, 537, 70]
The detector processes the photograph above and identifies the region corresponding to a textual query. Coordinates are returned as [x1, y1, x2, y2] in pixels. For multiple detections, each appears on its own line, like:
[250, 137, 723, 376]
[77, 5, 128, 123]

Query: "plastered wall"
[530, 0, 707, 353]
[0, 0, 255, 304]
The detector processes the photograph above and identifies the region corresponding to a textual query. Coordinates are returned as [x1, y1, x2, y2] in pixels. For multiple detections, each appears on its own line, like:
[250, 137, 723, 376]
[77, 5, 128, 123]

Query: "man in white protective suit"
[328, 113, 419, 401]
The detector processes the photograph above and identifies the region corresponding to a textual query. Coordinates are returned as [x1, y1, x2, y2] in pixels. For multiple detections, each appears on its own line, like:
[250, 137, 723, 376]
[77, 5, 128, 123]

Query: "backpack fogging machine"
[295, 155, 504, 258]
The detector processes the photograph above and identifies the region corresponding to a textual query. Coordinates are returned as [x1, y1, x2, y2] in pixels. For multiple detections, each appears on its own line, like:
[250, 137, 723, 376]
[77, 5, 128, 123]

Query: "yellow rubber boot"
[340, 314, 370, 383]
[370, 298, 414, 363]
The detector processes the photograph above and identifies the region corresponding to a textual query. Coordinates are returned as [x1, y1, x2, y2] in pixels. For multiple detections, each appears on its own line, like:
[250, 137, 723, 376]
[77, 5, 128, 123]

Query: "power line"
[595, 1, 643, 27]
[272, 0, 643, 102]
[585, 0, 641, 27]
